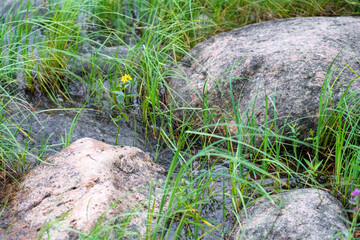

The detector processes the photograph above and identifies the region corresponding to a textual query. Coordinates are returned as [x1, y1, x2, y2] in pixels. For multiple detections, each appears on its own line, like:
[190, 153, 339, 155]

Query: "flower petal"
[351, 188, 360, 196]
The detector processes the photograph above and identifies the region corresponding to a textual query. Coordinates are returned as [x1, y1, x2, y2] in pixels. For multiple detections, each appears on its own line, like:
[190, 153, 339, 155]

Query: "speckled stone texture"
[235, 188, 349, 240]
[166, 17, 360, 141]
[0, 138, 166, 240]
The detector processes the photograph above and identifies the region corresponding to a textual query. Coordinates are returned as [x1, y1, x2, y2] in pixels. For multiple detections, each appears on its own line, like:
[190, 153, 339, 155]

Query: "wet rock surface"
[0, 138, 166, 240]
[236, 188, 349, 240]
[166, 17, 360, 141]
[5, 95, 174, 169]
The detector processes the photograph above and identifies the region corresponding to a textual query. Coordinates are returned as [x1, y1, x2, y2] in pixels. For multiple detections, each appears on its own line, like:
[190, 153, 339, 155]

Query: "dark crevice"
[29, 193, 51, 210]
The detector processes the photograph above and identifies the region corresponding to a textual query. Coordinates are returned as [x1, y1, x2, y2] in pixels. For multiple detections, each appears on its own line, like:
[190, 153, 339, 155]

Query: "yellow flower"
[121, 74, 132, 83]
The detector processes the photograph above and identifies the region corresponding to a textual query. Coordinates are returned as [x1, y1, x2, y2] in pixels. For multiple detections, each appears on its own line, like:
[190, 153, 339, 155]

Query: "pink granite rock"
[0, 138, 166, 239]
[166, 17, 360, 142]
[236, 188, 349, 240]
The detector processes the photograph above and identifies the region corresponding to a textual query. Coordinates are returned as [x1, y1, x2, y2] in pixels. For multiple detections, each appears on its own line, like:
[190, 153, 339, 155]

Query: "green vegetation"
[1, 0, 360, 239]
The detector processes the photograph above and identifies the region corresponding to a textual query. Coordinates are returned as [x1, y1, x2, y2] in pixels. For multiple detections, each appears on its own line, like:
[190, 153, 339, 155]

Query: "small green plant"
[110, 73, 138, 145]
[110, 73, 137, 122]
[59, 110, 82, 149]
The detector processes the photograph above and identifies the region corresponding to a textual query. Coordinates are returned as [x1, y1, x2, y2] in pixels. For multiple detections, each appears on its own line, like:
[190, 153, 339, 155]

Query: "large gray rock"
[0, 138, 166, 239]
[166, 17, 360, 141]
[236, 188, 349, 240]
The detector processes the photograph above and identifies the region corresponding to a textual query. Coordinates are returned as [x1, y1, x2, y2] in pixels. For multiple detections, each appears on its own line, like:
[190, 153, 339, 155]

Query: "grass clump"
[37, 0, 83, 92]
[0, 85, 46, 205]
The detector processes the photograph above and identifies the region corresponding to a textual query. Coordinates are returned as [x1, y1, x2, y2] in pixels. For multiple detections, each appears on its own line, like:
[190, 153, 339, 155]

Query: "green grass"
[0, 84, 47, 188]
[1, 0, 360, 239]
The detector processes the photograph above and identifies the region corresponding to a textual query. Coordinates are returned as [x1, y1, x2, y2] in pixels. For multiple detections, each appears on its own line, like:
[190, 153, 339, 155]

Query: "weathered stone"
[0, 138, 166, 240]
[235, 188, 349, 240]
[166, 17, 360, 141]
